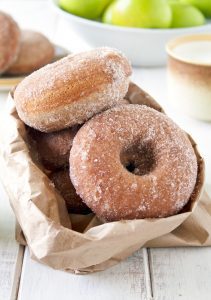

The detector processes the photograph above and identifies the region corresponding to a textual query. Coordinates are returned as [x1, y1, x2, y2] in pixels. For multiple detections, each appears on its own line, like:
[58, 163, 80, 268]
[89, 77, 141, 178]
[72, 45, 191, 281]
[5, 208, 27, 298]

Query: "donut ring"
[7, 30, 54, 75]
[50, 169, 90, 214]
[14, 47, 132, 132]
[28, 126, 79, 170]
[0, 11, 21, 74]
[69, 105, 198, 221]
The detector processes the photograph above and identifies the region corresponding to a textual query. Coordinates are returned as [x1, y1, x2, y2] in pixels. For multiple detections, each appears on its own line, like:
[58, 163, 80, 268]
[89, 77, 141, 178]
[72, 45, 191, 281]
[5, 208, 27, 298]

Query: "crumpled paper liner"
[0, 83, 208, 274]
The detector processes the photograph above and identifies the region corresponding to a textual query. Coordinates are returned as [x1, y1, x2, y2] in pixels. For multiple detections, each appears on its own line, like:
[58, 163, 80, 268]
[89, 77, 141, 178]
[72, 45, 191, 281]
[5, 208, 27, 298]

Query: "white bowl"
[50, 0, 211, 67]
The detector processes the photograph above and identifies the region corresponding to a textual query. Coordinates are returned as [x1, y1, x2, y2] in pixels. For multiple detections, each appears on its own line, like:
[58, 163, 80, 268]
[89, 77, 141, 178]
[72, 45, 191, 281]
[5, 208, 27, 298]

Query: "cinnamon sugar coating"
[0, 11, 21, 74]
[7, 30, 54, 75]
[29, 126, 79, 170]
[14, 47, 132, 132]
[69, 105, 198, 221]
[50, 169, 90, 214]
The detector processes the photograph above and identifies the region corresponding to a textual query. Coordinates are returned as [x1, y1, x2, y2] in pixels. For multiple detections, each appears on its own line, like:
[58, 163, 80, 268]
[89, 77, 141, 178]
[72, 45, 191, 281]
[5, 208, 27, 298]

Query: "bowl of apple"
[50, 0, 211, 66]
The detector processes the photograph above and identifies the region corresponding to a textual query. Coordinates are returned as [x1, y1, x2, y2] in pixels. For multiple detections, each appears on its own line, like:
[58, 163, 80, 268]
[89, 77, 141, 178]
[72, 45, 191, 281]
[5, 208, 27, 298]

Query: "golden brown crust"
[14, 47, 132, 132]
[28, 126, 79, 170]
[6, 30, 55, 75]
[50, 169, 90, 214]
[0, 11, 21, 74]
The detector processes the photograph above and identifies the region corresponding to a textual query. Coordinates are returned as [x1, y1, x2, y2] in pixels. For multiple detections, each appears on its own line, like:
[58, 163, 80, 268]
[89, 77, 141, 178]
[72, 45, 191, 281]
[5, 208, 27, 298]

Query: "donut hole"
[120, 142, 156, 176]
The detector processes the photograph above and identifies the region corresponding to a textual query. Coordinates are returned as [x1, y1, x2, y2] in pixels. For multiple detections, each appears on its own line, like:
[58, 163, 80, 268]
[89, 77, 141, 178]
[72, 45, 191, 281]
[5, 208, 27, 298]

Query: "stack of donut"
[14, 47, 198, 221]
[0, 11, 54, 76]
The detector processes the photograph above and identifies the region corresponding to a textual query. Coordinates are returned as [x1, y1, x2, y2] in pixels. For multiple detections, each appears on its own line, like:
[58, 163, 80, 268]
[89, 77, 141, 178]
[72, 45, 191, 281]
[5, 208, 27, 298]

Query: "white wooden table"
[0, 1, 211, 300]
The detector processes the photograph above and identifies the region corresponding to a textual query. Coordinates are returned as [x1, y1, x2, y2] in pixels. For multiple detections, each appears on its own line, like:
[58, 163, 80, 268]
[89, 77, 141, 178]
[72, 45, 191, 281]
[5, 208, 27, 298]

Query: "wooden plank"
[18, 248, 150, 300]
[10, 246, 25, 300]
[149, 247, 211, 300]
[0, 182, 23, 300]
[0, 239, 19, 300]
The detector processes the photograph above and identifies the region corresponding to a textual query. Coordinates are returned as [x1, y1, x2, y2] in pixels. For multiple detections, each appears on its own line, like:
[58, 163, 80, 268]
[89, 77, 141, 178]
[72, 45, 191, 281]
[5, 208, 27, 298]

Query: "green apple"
[170, 2, 205, 28]
[59, 0, 112, 20]
[180, 0, 211, 17]
[102, 0, 172, 28]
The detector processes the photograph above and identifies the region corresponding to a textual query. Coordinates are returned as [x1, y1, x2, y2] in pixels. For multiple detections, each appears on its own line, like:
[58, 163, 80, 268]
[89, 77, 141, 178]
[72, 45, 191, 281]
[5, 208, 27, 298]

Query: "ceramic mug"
[166, 34, 211, 121]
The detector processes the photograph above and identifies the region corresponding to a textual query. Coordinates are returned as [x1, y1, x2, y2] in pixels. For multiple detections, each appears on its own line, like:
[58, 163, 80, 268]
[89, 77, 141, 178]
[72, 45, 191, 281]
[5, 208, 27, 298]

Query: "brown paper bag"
[0, 83, 209, 274]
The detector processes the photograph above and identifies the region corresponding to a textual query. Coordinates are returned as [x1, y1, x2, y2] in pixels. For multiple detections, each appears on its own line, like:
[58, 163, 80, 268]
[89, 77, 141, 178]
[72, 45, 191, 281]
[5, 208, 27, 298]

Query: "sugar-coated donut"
[7, 30, 54, 75]
[50, 169, 90, 214]
[69, 105, 198, 221]
[14, 47, 132, 132]
[29, 126, 79, 170]
[0, 11, 21, 74]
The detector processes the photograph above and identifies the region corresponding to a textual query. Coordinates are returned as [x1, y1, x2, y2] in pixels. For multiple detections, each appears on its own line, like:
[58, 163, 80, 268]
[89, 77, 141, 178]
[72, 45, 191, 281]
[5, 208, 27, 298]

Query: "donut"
[28, 126, 79, 170]
[0, 11, 21, 74]
[69, 105, 198, 221]
[50, 169, 90, 214]
[6, 30, 54, 75]
[13, 47, 132, 132]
